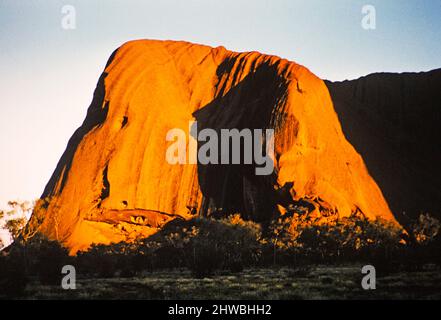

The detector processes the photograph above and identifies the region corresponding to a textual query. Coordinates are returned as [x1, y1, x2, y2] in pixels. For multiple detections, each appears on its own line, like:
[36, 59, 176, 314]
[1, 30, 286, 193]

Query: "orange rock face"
[28, 40, 398, 253]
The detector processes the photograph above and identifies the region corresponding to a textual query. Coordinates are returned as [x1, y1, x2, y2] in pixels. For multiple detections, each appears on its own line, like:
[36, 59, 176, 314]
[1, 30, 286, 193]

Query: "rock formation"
[28, 40, 397, 253]
[326, 69, 441, 227]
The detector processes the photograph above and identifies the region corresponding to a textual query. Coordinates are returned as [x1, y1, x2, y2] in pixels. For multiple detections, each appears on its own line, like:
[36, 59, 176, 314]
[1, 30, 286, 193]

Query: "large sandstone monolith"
[28, 40, 397, 253]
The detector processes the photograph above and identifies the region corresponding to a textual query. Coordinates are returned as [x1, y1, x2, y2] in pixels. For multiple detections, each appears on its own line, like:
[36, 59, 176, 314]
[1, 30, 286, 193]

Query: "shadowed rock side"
[326, 69, 441, 228]
[28, 40, 397, 253]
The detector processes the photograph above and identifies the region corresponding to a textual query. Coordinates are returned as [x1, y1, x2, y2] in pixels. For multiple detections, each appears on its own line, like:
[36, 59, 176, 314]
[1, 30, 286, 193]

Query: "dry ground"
[23, 264, 441, 300]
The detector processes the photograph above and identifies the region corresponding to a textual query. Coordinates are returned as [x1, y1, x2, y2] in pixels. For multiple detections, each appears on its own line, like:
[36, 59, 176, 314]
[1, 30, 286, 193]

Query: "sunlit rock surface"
[28, 40, 397, 253]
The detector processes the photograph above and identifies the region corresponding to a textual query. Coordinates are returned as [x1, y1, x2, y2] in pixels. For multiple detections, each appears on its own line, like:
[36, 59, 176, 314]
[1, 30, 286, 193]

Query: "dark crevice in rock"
[121, 116, 128, 128]
[100, 164, 110, 202]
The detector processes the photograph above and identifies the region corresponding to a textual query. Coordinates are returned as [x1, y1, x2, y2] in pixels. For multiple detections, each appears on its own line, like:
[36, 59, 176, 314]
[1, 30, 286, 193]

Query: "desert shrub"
[69, 216, 261, 277]
[0, 249, 28, 298]
[75, 240, 159, 277]
[35, 242, 69, 285]
[153, 245, 183, 269]
[186, 216, 262, 276]
[76, 244, 119, 278]
[411, 213, 440, 244]
[23, 234, 70, 285]
[23, 212, 437, 279]
[429, 235, 441, 266]
[114, 249, 153, 276]
[396, 213, 441, 270]
[141, 215, 262, 276]
[0, 233, 71, 297]
[94, 254, 117, 278]
[268, 212, 405, 266]
[187, 235, 224, 277]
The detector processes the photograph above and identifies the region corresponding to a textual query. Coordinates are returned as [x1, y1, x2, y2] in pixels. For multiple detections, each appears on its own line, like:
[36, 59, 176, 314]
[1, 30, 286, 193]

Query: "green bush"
[19, 234, 70, 285]
[76, 244, 119, 278]
[143, 215, 262, 276]
[34, 240, 69, 285]
[411, 213, 440, 244]
[0, 234, 70, 298]
[268, 212, 406, 265]
[12, 212, 435, 281]
[0, 249, 28, 298]
[185, 216, 261, 276]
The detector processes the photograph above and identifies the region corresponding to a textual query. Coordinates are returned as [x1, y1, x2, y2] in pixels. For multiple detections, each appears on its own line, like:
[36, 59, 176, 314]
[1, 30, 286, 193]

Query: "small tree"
[30, 236, 70, 285]
[411, 213, 440, 244]
[0, 201, 33, 245]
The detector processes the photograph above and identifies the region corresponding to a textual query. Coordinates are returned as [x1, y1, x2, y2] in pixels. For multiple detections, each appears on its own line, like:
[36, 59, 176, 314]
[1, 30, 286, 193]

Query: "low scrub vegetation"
[0, 234, 69, 298]
[1, 204, 440, 298]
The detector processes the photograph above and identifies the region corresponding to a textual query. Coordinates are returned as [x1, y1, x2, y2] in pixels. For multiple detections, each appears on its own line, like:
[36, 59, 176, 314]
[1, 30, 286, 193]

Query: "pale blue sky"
[1, 0, 441, 209]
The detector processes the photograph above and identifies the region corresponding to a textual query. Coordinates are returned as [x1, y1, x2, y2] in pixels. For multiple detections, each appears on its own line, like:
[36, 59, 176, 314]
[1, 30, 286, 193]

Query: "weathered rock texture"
[326, 69, 441, 227]
[29, 40, 397, 253]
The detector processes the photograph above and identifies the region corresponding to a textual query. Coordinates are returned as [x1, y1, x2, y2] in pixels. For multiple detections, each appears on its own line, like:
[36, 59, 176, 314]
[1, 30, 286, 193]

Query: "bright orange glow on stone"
[28, 40, 398, 254]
